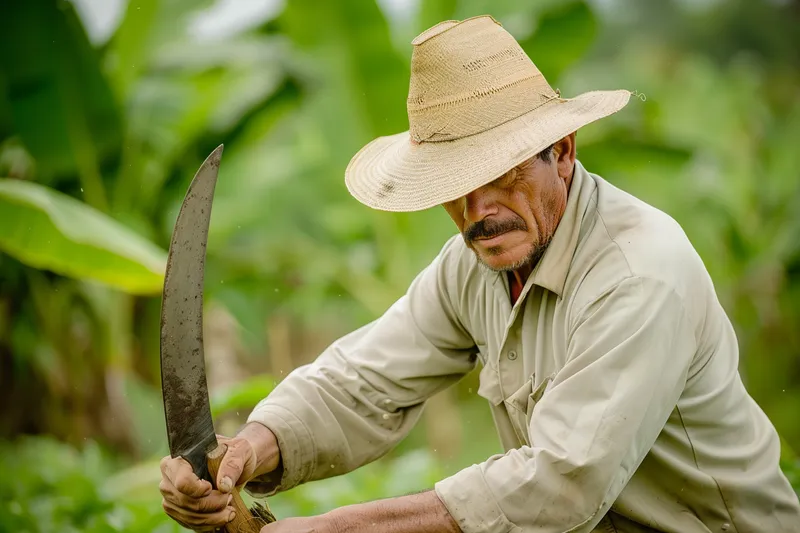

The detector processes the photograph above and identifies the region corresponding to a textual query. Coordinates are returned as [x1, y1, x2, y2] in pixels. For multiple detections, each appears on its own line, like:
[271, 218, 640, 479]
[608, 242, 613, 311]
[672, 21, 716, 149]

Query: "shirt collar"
[491, 159, 597, 298]
[530, 159, 597, 296]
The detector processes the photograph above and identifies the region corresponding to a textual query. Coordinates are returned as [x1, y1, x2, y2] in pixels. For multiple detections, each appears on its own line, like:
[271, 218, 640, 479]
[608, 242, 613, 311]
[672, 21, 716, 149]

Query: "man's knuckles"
[193, 492, 230, 513]
[160, 455, 213, 496]
[158, 478, 172, 496]
[174, 490, 229, 512]
[173, 472, 207, 496]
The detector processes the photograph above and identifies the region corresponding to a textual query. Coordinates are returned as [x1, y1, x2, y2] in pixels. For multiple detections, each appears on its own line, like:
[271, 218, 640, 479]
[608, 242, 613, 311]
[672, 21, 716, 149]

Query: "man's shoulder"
[570, 173, 712, 313]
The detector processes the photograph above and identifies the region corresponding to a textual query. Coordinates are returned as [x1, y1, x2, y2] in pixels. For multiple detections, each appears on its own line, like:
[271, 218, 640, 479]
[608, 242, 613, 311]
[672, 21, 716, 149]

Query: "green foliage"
[0, 437, 168, 533]
[518, 1, 597, 82]
[0, 178, 166, 294]
[783, 460, 800, 498]
[0, 0, 121, 208]
[210, 375, 278, 418]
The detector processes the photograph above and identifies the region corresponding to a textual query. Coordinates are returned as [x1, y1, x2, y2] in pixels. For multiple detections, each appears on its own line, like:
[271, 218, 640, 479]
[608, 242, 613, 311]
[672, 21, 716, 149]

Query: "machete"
[160, 145, 274, 532]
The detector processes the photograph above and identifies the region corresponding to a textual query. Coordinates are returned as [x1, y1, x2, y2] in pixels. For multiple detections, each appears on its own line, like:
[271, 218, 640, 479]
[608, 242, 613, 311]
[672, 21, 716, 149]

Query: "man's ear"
[554, 132, 577, 179]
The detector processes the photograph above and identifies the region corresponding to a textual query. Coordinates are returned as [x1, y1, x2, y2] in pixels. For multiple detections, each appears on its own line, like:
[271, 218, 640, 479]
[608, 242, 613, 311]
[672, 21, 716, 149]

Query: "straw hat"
[344, 15, 631, 212]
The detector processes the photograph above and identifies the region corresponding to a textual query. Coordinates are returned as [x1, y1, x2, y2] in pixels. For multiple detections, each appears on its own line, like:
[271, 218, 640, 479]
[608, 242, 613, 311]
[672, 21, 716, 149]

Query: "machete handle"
[207, 443, 270, 533]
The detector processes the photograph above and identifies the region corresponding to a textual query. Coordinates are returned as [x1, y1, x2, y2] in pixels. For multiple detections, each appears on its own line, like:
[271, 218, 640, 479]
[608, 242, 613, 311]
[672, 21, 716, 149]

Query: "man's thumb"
[216, 442, 247, 494]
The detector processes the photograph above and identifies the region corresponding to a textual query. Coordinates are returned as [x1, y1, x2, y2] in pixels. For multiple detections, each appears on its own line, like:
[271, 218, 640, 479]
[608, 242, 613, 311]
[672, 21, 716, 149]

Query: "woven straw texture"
[344, 15, 631, 212]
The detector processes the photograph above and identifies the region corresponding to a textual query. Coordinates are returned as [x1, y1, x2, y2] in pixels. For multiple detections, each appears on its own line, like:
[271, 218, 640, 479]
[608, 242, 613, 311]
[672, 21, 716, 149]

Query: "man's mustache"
[464, 217, 527, 242]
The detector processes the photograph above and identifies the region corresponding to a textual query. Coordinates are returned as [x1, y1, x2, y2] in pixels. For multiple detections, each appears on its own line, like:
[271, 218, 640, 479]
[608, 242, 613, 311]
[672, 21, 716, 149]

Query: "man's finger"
[159, 477, 173, 497]
[161, 456, 213, 498]
[160, 477, 230, 513]
[162, 497, 236, 530]
[215, 440, 249, 493]
[164, 510, 218, 533]
[161, 455, 211, 497]
[166, 513, 211, 533]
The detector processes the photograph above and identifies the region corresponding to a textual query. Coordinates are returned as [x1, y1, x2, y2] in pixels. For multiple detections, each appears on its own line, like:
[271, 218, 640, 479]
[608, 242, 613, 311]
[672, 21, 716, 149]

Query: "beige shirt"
[246, 161, 800, 532]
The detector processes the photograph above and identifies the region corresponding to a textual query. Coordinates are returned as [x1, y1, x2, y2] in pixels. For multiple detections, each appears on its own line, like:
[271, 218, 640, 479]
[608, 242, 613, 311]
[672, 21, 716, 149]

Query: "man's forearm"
[325, 490, 461, 533]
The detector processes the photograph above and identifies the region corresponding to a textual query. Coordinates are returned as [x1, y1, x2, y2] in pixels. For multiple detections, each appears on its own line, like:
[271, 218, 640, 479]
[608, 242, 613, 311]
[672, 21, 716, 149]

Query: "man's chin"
[473, 242, 548, 273]
[476, 248, 531, 272]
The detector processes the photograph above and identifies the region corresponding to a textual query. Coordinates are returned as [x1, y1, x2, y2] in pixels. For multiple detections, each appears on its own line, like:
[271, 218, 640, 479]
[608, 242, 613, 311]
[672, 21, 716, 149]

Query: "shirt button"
[507, 350, 518, 361]
[721, 524, 730, 531]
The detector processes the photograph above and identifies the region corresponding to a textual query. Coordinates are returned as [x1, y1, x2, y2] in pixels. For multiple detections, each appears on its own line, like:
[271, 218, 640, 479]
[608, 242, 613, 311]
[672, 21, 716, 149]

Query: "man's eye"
[498, 168, 519, 186]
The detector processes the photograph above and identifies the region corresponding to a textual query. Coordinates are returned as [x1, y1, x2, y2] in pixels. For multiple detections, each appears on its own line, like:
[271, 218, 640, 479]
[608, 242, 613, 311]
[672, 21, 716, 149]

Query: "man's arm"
[244, 236, 478, 497]
[260, 490, 461, 533]
[327, 491, 460, 533]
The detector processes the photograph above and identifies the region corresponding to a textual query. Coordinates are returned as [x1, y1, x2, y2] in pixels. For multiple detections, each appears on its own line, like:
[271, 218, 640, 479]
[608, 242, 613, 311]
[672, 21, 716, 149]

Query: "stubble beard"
[462, 215, 553, 274]
[474, 236, 552, 274]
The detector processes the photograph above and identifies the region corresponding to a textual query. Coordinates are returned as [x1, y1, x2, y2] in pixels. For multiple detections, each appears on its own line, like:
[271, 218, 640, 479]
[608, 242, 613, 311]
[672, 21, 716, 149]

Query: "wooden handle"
[207, 443, 274, 533]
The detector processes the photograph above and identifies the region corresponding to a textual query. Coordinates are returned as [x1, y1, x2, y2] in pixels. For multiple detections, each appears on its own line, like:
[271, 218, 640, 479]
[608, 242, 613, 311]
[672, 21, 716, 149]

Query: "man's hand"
[159, 422, 281, 531]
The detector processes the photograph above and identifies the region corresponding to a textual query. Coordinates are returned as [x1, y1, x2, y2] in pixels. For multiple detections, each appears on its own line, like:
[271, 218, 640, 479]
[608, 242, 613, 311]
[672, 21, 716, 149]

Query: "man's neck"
[507, 267, 530, 305]
[511, 265, 532, 286]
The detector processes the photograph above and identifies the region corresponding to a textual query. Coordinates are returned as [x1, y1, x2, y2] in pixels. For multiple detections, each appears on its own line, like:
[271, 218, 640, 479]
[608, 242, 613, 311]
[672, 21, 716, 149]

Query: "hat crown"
[407, 16, 559, 143]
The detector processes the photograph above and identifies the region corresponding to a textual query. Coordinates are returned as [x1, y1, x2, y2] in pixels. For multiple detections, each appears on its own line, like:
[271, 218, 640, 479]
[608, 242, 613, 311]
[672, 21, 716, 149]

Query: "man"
[159, 15, 800, 533]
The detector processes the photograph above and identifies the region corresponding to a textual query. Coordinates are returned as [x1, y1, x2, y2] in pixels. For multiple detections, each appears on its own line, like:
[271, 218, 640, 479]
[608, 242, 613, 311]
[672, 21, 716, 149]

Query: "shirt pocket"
[503, 373, 554, 446]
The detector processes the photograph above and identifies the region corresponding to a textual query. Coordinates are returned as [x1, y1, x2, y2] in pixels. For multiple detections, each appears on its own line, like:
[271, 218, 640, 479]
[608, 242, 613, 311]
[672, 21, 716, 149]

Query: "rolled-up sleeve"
[245, 237, 477, 496]
[435, 276, 697, 533]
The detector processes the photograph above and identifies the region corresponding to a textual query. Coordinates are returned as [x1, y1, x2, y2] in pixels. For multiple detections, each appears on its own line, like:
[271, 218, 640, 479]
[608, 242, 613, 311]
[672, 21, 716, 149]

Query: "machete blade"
[160, 145, 223, 483]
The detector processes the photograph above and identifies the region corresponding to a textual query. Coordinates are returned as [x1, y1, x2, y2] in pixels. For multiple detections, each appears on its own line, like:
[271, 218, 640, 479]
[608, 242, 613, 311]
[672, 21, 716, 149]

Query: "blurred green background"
[1, 0, 799, 530]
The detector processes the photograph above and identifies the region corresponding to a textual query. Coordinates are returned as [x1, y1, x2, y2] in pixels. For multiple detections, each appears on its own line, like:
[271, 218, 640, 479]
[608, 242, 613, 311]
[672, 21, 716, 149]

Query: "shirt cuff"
[434, 464, 519, 533]
[243, 403, 316, 497]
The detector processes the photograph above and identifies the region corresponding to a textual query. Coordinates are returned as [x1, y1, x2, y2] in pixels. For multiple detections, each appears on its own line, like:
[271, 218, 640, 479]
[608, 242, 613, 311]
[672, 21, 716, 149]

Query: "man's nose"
[463, 187, 498, 223]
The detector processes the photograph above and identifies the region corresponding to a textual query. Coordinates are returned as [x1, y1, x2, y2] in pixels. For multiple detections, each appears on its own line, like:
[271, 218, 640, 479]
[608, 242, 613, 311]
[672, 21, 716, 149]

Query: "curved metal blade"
[160, 145, 223, 483]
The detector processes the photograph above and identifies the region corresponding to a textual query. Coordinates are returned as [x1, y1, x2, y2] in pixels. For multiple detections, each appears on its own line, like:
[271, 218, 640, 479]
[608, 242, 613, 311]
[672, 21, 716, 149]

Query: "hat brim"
[344, 89, 631, 212]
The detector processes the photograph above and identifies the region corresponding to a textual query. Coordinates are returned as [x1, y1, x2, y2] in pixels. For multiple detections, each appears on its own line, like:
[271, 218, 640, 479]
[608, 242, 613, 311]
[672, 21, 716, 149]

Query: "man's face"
[442, 134, 576, 273]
